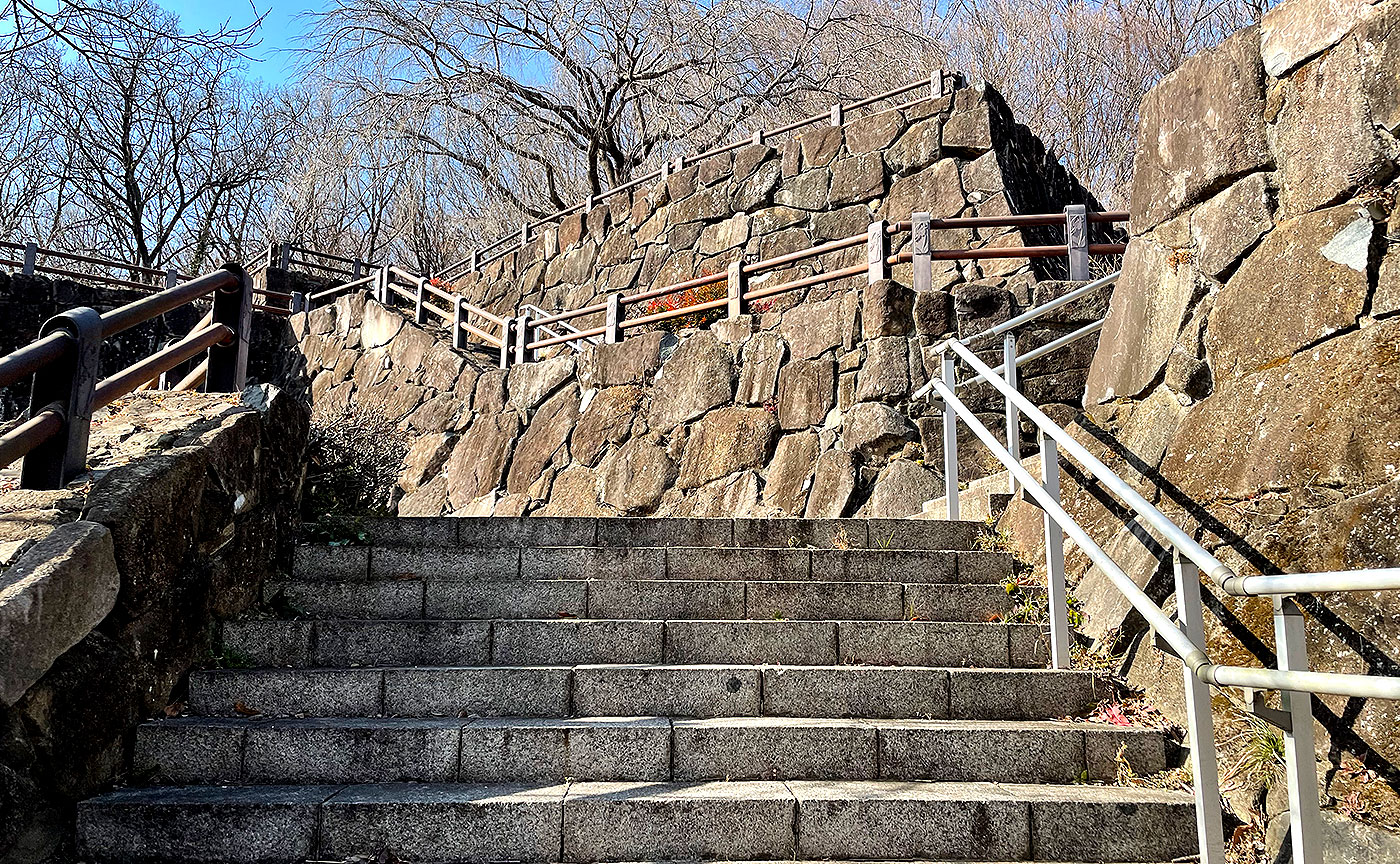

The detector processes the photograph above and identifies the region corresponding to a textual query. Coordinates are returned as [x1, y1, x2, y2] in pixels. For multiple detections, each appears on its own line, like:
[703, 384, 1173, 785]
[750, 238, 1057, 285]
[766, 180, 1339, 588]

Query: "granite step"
[135, 716, 1169, 785]
[262, 578, 1030, 622]
[219, 618, 1050, 668]
[291, 544, 1017, 585]
[76, 779, 1198, 863]
[186, 664, 1105, 720]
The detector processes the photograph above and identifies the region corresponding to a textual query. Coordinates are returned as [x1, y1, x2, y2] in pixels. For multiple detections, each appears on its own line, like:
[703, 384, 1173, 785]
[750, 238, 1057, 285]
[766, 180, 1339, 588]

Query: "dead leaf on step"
[162, 701, 184, 718]
[390, 571, 421, 581]
[555, 611, 578, 618]
[233, 700, 263, 717]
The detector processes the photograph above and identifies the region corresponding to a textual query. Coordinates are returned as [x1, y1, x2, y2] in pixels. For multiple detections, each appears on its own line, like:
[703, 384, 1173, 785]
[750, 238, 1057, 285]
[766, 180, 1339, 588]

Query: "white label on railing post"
[1174, 551, 1228, 864]
[1275, 596, 1324, 864]
[866, 220, 889, 284]
[520, 224, 530, 246]
[829, 103, 843, 127]
[930, 69, 943, 99]
[911, 212, 932, 293]
[1065, 204, 1090, 281]
[660, 160, 670, 181]
[1003, 334, 1021, 495]
[726, 260, 747, 319]
[941, 353, 959, 520]
[1041, 433, 1070, 669]
[605, 293, 622, 344]
[22, 242, 37, 276]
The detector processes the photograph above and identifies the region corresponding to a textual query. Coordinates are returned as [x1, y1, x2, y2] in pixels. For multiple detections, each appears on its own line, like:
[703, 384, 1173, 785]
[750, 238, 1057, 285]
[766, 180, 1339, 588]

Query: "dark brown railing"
[0, 264, 252, 489]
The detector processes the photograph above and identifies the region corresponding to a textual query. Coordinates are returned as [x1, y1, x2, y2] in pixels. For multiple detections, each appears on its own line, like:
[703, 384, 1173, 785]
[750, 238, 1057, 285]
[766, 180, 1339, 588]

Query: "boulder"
[862, 459, 942, 518]
[845, 110, 906, 154]
[571, 385, 642, 466]
[398, 473, 449, 516]
[676, 407, 781, 490]
[1206, 203, 1372, 382]
[444, 412, 521, 509]
[733, 144, 775, 181]
[508, 355, 576, 411]
[812, 206, 873, 242]
[647, 331, 735, 432]
[505, 385, 581, 494]
[675, 470, 763, 518]
[1260, 0, 1381, 77]
[885, 158, 965, 221]
[361, 300, 403, 348]
[732, 161, 783, 211]
[804, 449, 858, 518]
[855, 337, 910, 403]
[777, 358, 835, 430]
[778, 295, 846, 360]
[828, 154, 885, 205]
[580, 332, 664, 389]
[399, 432, 457, 492]
[884, 117, 942, 175]
[953, 281, 1015, 339]
[800, 126, 843, 168]
[1128, 25, 1269, 232]
[842, 401, 918, 459]
[474, 369, 507, 415]
[536, 465, 613, 517]
[913, 289, 955, 337]
[942, 98, 993, 155]
[698, 213, 750, 255]
[862, 279, 914, 338]
[599, 437, 678, 513]
[764, 432, 820, 514]
[736, 332, 786, 404]
[775, 168, 830, 210]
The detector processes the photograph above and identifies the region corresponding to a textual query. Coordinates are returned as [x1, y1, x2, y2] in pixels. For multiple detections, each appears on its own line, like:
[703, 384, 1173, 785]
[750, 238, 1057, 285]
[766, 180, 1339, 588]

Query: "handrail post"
[291, 292, 307, 315]
[277, 242, 292, 272]
[20, 307, 102, 489]
[164, 267, 179, 290]
[941, 353, 958, 519]
[1003, 334, 1021, 494]
[415, 277, 427, 325]
[726, 260, 747, 319]
[378, 265, 391, 305]
[1175, 551, 1227, 864]
[829, 102, 843, 126]
[515, 311, 532, 364]
[867, 219, 888, 284]
[470, 250, 479, 273]
[911, 212, 932, 293]
[1275, 595, 1323, 864]
[520, 224, 530, 247]
[1065, 204, 1089, 281]
[751, 130, 764, 146]
[605, 293, 623, 344]
[206, 263, 252, 393]
[1041, 432, 1071, 668]
[453, 297, 467, 350]
[352, 259, 363, 280]
[22, 242, 37, 276]
[499, 317, 514, 369]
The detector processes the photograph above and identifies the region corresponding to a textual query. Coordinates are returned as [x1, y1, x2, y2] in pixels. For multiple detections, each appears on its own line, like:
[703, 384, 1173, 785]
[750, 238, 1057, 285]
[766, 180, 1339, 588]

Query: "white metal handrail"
[927, 277, 1400, 864]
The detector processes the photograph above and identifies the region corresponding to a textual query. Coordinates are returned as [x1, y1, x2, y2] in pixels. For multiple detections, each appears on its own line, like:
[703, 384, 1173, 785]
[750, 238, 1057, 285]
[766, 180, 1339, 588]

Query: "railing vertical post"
[415, 277, 427, 325]
[379, 265, 392, 305]
[515, 311, 532, 365]
[291, 292, 307, 315]
[19, 307, 102, 489]
[660, 160, 670, 181]
[1003, 334, 1021, 494]
[1041, 432, 1071, 668]
[751, 130, 764, 146]
[941, 353, 959, 520]
[206, 263, 252, 393]
[164, 268, 179, 290]
[352, 259, 363, 280]
[866, 220, 888, 284]
[470, 250, 479, 273]
[911, 212, 932, 293]
[1065, 204, 1090, 281]
[726, 260, 747, 319]
[520, 224, 530, 247]
[277, 243, 292, 272]
[829, 102, 843, 126]
[1275, 595, 1323, 864]
[499, 317, 514, 369]
[1175, 552, 1227, 864]
[605, 293, 623, 344]
[22, 242, 37, 276]
[453, 298, 466, 350]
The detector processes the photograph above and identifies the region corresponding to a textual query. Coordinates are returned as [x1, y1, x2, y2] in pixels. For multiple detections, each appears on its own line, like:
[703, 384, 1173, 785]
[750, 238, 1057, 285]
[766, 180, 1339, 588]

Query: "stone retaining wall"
[0, 386, 308, 862]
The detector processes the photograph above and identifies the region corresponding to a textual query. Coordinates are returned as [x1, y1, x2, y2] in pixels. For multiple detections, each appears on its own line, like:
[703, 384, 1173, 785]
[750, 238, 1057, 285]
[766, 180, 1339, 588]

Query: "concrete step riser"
[137, 717, 1169, 785]
[293, 545, 1017, 586]
[186, 666, 1105, 721]
[77, 781, 1199, 863]
[221, 618, 1050, 669]
[356, 516, 986, 551]
[263, 579, 1029, 623]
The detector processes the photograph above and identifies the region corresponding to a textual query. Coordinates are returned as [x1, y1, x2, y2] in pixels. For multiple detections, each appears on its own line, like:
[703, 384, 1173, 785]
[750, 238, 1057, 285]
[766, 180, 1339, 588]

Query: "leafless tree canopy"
[0, 0, 1269, 277]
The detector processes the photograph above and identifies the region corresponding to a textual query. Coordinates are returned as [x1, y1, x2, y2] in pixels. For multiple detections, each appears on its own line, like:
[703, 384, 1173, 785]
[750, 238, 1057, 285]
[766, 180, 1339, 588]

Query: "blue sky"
[162, 0, 328, 85]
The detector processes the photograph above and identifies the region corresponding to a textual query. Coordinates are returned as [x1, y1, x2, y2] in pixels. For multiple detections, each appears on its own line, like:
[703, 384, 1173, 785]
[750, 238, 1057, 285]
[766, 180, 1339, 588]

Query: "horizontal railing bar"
[99, 268, 239, 340]
[531, 300, 609, 327]
[424, 281, 456, 305]
[745, 232, 865, 275]
[309, 274, 376, 302]
[0, 408, 63, 470]
[422, 299, 453, 323]
[92, 324, 231, 409]
[619, 296, 729, 331]
[845, 78, 928, 112]
[257, 289, 295, 301]
[1229, 568, 1400, 596]
[955, 320, 1106, 390]
[0, 331, 69, 390]
[171, 359, 208, 391]
[1203, 663, 1400, 701]
[943, 338, 1236, 588]
[460, 320, 503, 346]
[251, 303, 290, 315]
[528, 323, 608, 350]
[745, 262, 867, 302]
[622, 272, 727, 307]
[289, 246, 361, 266]
[289, 257, 355, 278]
[0, 257, 164, 291]
[964, 271, 1120, 347]
[388, 283, 416, 304]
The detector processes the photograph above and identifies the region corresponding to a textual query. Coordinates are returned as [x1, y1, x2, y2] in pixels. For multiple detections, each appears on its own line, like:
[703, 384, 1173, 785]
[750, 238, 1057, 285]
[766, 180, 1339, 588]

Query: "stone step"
[136, 716, 1169, 785]
[220, 618, 1050, 669]
[292, 544, 1017, 585]
[77, 779, 1197, 863]
[356, 515, 986, 551]
[187, 665, 1104, 720]
[263, 578, 1030, 622]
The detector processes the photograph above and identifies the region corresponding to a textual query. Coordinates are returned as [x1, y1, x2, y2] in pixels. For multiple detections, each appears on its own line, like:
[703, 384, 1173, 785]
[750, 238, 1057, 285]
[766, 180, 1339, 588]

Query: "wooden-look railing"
[0, 240, 289, 315]
[246, 242, 379, 289]
[433, 72, 967, 283]
[310, 205, 1125, 369]
[0, 264, 253, 489]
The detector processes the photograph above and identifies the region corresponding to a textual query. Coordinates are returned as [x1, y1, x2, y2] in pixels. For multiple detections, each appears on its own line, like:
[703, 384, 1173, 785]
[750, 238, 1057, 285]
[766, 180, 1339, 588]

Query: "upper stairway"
[77, 516, 1197, 863]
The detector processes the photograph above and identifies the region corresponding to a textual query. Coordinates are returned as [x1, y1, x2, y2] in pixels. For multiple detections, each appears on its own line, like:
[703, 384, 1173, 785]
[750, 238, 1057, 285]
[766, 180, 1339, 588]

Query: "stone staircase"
[76, 516, 1198, 863]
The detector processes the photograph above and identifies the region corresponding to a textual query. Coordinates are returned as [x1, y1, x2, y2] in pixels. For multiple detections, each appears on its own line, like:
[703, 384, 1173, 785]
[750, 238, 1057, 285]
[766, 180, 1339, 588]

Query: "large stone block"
[507, 355, 574, 411]
[598, 437, 679, 513]
[572, 664, 760, 717]
[860, 460, 942, 519]
[579, 331, 664, 389]
[1128, 25, 1269, 232]
[1207, 203, 1373, 381]
[804, 448, 859, 518]
[884, 117, 942, 175]
[762, 666, 950, 718]
[444, 412, 521, 509]
[885, 158, 964, 220]
[664, 620, 837, 665]
[571, 385, 641, 466]
[829, 153, 885, 205]
[647, 331, 734, 433]
[736, 331, 786, 404]
[778, 294, 847, 360]
[676, 407, 780, 489]
[777, 358, 835, 430]
[1260, 0, 1382, 77]
[672, 717, 876, 779]
[763, 431, 820, 513]
[505, 384, 580, 494]
[1, 521, 119, 705]
[841, 401, 917, 458]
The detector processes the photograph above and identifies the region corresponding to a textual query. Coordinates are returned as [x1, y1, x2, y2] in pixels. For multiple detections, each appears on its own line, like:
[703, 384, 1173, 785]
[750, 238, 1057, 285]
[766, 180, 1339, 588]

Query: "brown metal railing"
[0, 264, 253, 489]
